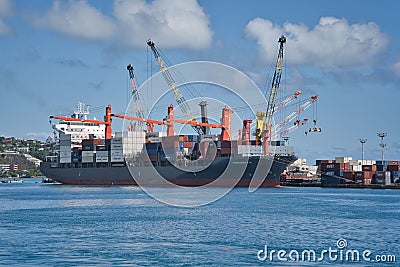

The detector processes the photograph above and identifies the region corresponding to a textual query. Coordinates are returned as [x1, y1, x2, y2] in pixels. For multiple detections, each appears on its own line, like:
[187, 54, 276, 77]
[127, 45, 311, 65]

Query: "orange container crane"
[112, 104, 232, 141]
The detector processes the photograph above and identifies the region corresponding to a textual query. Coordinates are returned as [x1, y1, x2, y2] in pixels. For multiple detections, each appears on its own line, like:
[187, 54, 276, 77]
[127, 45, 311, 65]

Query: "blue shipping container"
[96, 146, 108, 151]
[82, 145, 94, 151]
[391, 171, 400, 178]
[333, 170, 344, 177]
[146, 149, 158, 155]
[146, 142, 160, 150]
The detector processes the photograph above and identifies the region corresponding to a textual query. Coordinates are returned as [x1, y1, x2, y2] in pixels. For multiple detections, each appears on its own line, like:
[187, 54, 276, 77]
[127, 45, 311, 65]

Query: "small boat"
[1, 178, 23, 183]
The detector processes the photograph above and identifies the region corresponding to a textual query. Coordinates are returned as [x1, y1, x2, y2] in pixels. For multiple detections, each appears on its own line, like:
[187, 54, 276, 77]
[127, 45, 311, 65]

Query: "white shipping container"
[59, 145, 71, 152]
[335, 157, 352, 163]
[59, 156, 71, 163]
[250, 146, 263, 154]
[238, 145, 250, 154]
[362, 160, 376, 165]
[96, 156, 109, 162]
[146, 132, 166, 138]
[96, 151, 109, 157]
[111, 140, 123, 145]
[82, 151, 94, 157]
[59, 151, 71, 158]
[111, 144, 123, 149]
[271, 146, 294, 155]
[126, 131, 146, 137]
[351, 165, 362, 172]
[111, 149, 123, 156]
[147, 137, 161, 143]
[111, 156, 124, 162]
[349, 160, 362, 166]
[82, 156, 94, 163]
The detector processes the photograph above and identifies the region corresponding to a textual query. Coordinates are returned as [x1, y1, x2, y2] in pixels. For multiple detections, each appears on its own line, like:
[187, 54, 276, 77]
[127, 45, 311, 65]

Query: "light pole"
[359, 138, 367, 161]
[377, 133, 387, 162]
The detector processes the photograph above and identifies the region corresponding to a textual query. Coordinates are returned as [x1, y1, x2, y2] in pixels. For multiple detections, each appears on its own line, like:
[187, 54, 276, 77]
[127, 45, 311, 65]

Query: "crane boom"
[112, 114, 223, 129]
[146, 39, 195, 123]
[272, 95, 318, 133]
[265, 35, 286, 127]
[254, 35, 286, 146]
[274, 118, 308, 139]
[274, 90, 301, 111]
[127, 64, 146, 130]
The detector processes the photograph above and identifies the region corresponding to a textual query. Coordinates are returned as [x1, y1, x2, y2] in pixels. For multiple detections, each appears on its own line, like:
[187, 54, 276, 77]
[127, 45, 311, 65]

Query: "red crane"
[112, 104, 232, 141]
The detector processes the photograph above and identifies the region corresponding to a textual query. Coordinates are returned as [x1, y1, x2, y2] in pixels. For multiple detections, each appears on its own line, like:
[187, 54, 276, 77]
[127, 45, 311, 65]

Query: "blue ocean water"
[0, 179, 399, 266]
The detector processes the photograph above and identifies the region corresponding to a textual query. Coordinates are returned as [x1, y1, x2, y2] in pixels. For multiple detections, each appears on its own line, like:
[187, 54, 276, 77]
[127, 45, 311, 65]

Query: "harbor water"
[0, 179, 399, 266]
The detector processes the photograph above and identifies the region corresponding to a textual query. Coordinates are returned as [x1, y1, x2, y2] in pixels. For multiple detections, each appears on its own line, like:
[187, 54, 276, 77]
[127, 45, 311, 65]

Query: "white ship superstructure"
[52, 102, 105, 146]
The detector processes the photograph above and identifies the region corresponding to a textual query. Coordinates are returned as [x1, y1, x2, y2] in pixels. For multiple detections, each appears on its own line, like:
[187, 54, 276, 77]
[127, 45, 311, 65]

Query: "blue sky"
[0, 0, 399, 164]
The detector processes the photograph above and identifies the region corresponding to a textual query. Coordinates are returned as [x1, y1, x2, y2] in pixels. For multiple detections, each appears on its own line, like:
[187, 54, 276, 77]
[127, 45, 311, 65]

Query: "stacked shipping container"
[317, 157, 399, 185]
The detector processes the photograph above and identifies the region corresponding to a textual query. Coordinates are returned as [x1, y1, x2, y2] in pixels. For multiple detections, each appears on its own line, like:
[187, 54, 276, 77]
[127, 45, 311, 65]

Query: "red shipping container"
[221, 141, 232, 148]
[183, 141, 194, 148]
[343, 162, 350, 171]
[148, 154, 158, 162]
[362, 165, 377, 172]
[388, 161, 398, 165]
[220, 148, 231, 155]
[320, 163, 347, 171]
[316, 160, 334, 166]
[363, 171, 374, 179]
[363, 178, 372, 185]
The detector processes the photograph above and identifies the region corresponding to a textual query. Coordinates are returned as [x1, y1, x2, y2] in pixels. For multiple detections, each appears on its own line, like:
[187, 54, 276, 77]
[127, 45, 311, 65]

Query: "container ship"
[40, 102, 297, 187]
[40, 35, 311, 187]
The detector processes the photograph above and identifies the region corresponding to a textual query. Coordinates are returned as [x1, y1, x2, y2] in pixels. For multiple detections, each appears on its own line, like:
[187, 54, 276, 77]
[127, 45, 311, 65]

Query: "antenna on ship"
[73, 101, 90, 120]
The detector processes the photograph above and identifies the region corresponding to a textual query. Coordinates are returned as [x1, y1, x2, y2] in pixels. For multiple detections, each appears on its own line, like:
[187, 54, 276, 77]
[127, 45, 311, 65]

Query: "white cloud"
[113, 0, 213, 49]
[29, 0, 116, 40]
[245, 16, 389, 68]
[0, 0, 12, 35]
[27, 0, 213, 49]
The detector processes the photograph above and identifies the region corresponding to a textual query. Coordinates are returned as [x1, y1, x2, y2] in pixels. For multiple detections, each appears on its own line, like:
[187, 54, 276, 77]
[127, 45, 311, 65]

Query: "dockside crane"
[147, 39, 204, 135]
[254, 35, 286, 153]
[272, 95, 318, 133]
[248, 90, 302, 133]
[112, 104, 229, 139]
[126, 64, 153, 132]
